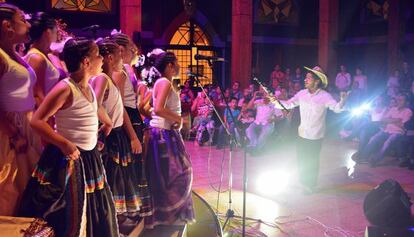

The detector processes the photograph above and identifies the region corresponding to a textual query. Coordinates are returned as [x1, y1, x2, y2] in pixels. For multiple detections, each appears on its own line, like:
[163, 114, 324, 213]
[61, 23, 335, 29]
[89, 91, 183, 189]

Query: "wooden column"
[388, 0, 404, 73]
[231, 0, 252, 89]
[120, 0, 142, 39]
[318, 0, 338, 81]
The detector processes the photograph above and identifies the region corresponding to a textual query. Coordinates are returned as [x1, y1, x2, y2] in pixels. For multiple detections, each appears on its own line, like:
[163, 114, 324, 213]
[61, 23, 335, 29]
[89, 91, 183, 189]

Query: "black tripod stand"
[191, 71, 262, 237]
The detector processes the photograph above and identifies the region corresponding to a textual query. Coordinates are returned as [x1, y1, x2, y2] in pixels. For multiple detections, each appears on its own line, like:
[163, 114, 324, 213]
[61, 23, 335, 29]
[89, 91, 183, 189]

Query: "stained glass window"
[169, 21, 214, 85]
[51, 0, 112, 13]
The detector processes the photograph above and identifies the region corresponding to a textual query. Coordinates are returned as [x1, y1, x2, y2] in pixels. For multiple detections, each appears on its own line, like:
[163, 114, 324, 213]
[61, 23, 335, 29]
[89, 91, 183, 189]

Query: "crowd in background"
[179, 62, 414, 168]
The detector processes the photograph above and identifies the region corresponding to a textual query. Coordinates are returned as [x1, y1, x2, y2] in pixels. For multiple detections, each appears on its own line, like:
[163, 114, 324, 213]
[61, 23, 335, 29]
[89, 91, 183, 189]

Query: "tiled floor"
[187, 136, 414, 237]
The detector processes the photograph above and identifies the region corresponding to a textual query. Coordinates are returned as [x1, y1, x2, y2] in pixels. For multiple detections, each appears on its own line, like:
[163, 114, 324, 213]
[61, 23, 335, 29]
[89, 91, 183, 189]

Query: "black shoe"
[351, 152, 360, 162]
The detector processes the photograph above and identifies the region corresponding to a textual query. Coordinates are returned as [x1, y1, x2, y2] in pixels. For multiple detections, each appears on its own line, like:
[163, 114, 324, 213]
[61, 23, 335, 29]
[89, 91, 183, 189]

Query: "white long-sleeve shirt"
[275, 89, 345, 140]
[382, 107, 412, 134]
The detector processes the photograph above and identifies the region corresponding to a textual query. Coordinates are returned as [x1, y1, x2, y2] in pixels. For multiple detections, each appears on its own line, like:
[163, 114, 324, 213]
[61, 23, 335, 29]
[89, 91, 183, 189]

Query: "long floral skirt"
[144, 127, 195, 228]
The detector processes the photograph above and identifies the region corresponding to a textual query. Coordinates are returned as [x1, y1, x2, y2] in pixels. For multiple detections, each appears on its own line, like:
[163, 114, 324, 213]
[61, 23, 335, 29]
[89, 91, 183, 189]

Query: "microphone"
[194, 54, 226, 62]
[186, 72, 207, 78]
[82, 24, 100, 31]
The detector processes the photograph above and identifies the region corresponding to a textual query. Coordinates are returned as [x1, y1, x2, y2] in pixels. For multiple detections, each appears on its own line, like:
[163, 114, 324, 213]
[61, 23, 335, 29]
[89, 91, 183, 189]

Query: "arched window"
[168, 21, 214, 85]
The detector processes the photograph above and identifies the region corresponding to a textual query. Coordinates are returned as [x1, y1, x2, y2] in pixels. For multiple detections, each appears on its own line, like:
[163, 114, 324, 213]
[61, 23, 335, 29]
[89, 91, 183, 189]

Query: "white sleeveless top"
[55, 78, 98, 150]
[0, 48, 36, 112]
[150, 78, 181, 130]
[25, 48, 60, 94]
[123, 64, 138, 108]
[91, 73, 124, 128]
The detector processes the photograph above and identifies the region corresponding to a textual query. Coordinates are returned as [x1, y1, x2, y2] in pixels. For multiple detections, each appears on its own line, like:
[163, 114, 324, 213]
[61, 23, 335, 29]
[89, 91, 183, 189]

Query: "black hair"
[308, 71, 323, 88]
[230, 97, 238, 102]
[62, 37, 95, 73]
[110, 33, 130, 47]
[0, 3, 18, 37]
[151, 51, 177, 75]
[96, 38, 119, 57]
[28, 12, 56, 42]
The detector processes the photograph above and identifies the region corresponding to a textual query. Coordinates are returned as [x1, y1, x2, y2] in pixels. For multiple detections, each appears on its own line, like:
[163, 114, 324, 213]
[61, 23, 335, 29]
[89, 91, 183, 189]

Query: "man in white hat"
[273, 66, 348, 194]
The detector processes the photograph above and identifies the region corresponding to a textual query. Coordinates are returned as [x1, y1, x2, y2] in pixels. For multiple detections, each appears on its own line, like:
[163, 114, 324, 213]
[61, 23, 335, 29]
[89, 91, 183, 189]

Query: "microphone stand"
[192, 70, 264, 237]
[191, 75, 240, 221]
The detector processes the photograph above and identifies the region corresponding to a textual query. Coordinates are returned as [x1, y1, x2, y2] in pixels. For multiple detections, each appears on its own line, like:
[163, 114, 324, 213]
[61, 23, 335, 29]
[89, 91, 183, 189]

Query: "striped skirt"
[102, 127, 141, 216]
[19, 144, 119, 237]
[125, 106, 153, 218]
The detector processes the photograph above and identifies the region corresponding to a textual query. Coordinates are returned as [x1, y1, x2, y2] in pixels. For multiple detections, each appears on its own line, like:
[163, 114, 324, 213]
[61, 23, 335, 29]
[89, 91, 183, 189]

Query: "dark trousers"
[297, 137, 323, 188]
[357, 122, 380, 152]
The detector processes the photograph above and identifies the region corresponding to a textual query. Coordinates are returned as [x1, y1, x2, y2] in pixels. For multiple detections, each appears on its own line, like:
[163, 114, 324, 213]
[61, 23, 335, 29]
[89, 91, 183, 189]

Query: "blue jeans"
[246, 122, 274, 149]
[216, 122, 240, 147]
[360, 131, 402, 163]
[357, 122, 381, 152]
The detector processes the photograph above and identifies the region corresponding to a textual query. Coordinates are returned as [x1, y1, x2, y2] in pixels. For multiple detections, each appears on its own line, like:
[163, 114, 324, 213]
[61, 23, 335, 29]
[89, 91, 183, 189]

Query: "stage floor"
[187, 137, 414, 237]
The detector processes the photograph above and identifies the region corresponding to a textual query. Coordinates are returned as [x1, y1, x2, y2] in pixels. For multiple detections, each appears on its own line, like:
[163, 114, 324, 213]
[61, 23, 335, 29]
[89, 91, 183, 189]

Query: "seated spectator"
[399, 113, 414, 169]
[335, 65, 351, 92]
[246, 90, 284, 152]
[271, 77, 282, 96]
[216, 98, 241, 149]
[353, 67, 368, 92]
[351, 96, 387, 163]
[247, 83, 257, 96]
[289, 82, 302, 98]
[223, 88, 231, 103]
[230, 81, 242, 100]
[358, 94, 413, 167]
[399, 87, 414, 169]
[283, 68, 292, 88]
[180, 80, 194, 140]
[191, 90, 215, 146]
[387, 70, 400, 98]
[239, 107, 255, 131]
[292, 67, 304, 87]
[209, 84, 222, 102]
[270, 64, 286, 90]
[238, 88, 252, 107]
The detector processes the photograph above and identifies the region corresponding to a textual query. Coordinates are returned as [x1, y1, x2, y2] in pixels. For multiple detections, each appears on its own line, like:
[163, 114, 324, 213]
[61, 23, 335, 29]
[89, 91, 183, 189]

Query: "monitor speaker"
[363, 179, 412, 228]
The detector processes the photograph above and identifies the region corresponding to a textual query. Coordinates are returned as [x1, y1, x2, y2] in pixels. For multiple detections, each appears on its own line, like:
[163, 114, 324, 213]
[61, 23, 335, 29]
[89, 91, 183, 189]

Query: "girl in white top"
[91, 38, 143, 222]
[144, 50, 195, 228]
[110, 33, 144, 140]
[19, 38, 119, 237]
[25, 12, 61, 106]
[111, 33, 153, 218]
[0, 3, 42, 216]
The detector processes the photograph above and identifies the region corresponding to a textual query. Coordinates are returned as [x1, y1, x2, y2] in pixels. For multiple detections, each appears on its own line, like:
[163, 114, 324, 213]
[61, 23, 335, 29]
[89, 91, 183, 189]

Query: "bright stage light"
[351, 108, 364, 117]
[351, 103, 371, 117]
[361, 103, 371, 111]
[256, 170, 290, 196]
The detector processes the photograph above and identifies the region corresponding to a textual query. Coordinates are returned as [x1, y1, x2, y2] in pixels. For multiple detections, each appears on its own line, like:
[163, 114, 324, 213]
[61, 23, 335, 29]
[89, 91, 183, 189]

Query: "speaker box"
[363, 179, 413, 228]
[365, 226, 414, 237]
